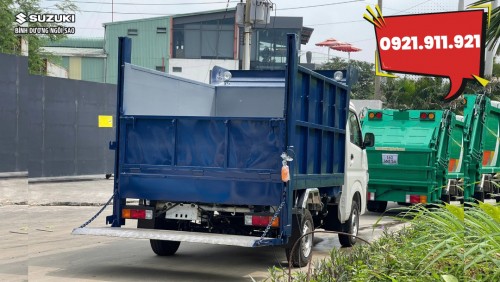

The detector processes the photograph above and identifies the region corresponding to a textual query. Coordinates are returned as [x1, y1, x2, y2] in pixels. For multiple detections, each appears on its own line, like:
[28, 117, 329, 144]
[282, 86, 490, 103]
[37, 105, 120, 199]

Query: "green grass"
[267, 203, 500, 282]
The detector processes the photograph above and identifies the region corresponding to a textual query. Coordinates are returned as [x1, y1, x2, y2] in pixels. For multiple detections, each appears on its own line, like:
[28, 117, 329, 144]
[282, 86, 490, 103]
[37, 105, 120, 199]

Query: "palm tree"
[472, 0, 500, 50]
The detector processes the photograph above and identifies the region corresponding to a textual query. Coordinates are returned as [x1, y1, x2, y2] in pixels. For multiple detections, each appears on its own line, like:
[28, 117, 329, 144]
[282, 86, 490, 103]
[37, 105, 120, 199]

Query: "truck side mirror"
[363, 133, 375, 148]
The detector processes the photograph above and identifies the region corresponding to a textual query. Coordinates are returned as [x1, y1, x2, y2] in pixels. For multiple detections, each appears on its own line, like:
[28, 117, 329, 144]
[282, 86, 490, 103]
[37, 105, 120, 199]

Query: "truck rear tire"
[474, 191, 485, 203]
[286, 209, 314, 267]
[440, 193, 451, 204]
[366, 201, 387, 213]
[150, 239, 180, 256]
[150, 218, 180, 256]
[338, 201, 360, 247]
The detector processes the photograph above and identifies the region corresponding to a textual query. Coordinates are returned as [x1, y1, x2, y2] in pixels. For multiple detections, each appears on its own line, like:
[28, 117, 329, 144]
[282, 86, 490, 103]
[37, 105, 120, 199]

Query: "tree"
[494, 62, 500, 77]
[382, 76, 452, 110]
[472, 0, 500, 50]
[319, 57, 375, 100]
[0, 0, 77, 74]
[0, 0, 18, 55]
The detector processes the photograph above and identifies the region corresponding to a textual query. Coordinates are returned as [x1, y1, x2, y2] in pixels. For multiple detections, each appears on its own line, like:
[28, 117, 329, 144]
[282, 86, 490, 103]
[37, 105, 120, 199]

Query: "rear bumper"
[72, 227, 281, 247]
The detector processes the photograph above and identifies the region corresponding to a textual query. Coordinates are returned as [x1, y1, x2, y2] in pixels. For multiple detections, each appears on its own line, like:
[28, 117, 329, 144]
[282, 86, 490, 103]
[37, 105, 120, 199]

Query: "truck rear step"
[72, 227, 275, 247]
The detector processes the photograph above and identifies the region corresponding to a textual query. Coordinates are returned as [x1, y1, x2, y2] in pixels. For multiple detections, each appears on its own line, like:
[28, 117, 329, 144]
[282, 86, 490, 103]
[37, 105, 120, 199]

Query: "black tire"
[322, 205, 341, 231]
[474, 191, 485, 203]
[338, 201, 360, 247]
[150, 218, 180, 256]
[150, 239, 180, 256]
[105, 174, 112, 179]
[286, 209, 314, 267]
[367, 201, 387, 213]
[441, 193, 451, 204]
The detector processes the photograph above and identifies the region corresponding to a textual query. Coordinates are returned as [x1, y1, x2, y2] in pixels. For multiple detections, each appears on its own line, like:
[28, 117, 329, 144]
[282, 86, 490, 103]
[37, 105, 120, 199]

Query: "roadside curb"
[28, 175, 111, 184]
[0, 172, 28, 179]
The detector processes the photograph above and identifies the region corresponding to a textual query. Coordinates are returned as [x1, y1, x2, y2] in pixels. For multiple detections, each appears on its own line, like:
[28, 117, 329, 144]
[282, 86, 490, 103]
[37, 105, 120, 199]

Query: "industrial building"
[43, 38, 106, 82]
[43, 9, 313, 84]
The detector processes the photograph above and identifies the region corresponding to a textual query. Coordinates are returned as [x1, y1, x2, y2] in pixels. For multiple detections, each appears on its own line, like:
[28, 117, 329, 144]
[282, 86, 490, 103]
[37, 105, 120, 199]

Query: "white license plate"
[382, 154, 398, 165]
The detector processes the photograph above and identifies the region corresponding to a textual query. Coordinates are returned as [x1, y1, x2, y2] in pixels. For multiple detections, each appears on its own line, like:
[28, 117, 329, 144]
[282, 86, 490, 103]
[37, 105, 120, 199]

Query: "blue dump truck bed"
[119, 116, 285, 206]
[74, 34, 353, 267]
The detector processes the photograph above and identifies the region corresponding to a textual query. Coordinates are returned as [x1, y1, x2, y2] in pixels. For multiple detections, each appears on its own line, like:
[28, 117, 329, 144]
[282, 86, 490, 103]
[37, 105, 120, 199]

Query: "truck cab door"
[341, 111, 368, 218]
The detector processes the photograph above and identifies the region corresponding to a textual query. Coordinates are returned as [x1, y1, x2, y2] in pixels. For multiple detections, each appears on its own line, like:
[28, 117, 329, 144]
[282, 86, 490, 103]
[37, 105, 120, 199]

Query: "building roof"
[103, 8, 235, 26]
[301, 27, 314, 45]
[41, 47, 106, 58]
[44, 38, 105, 49]
[253, 17, 314, 45]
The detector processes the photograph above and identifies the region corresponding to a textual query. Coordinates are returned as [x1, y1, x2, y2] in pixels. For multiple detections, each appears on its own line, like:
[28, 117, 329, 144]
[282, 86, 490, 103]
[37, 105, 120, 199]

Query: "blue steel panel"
[285, 35, 348, 189]
[120, 174, 283, 206]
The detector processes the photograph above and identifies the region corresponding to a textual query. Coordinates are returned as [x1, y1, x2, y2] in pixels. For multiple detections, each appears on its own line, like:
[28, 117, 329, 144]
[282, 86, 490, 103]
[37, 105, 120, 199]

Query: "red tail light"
[122, 208, 153, 220]
[406, 194, 427, 204]
[244, 215, 279, 227]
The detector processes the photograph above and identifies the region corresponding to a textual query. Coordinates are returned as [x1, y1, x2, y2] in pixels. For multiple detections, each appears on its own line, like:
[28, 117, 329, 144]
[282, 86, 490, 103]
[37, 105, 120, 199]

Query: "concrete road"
[0, 205, 400, 282]
[0, 178, 404, 281]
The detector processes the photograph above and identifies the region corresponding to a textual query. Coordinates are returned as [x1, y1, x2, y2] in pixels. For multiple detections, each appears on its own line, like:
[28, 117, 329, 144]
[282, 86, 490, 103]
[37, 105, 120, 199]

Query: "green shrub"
[268, 203, 500, 282]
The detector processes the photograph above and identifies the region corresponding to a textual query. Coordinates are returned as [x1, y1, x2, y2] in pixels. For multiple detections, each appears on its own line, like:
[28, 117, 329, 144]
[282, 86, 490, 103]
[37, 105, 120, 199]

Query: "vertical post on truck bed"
[109, 37, 131, 227]
[284, 33, 299, 233]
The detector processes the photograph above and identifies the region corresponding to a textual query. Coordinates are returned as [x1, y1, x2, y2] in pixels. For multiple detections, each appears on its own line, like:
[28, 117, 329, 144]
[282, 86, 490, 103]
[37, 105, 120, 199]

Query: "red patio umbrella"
[329, 44, 362, 63]
[315, 38, 346, 60]
[316, 38, 362, 62]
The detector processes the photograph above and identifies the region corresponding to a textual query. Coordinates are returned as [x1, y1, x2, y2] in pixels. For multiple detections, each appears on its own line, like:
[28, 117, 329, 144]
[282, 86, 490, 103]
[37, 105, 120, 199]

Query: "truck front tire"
[338, 201, 360, 247]
[286, 209, 314, 267]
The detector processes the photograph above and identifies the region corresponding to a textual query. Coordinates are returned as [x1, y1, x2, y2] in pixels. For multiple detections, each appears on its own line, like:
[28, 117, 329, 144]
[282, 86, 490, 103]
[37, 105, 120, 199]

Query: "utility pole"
[458, 0, 465, 10]
[243, 0, 252, 70]
[485, 0, 499, 77]
[374, 0, 382, 100]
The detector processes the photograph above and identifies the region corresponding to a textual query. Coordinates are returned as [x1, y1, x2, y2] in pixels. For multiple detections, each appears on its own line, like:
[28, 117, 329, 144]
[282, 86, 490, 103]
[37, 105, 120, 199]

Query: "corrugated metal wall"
[58, 56, 106, 83]
[81, 57, 105, 83]
[105, 17, 170, 83]
[0, 54, 28, 173]
[0, 53, 116, 177]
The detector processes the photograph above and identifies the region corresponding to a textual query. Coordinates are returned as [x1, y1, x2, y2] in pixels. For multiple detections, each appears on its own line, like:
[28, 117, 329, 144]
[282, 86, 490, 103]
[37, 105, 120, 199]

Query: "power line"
[53, 9, 175, 15]
[392, 0, 434, 15]
[307, 19, 364, 26]
[44, 0, 239, 5]
[279, 0, 364, 11]
[46, 0, 365, 15]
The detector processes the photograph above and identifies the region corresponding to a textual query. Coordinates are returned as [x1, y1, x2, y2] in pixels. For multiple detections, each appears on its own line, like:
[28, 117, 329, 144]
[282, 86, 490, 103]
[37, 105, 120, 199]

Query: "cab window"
[348, 111, 363, 147]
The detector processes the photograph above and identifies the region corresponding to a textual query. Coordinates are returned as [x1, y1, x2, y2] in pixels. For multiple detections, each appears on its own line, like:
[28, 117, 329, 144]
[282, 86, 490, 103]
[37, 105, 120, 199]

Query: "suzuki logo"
[16, 13, 27, 25]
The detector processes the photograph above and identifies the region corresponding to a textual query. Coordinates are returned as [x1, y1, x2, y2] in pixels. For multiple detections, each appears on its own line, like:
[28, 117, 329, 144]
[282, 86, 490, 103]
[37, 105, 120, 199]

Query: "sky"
[40, 0, 479, 64]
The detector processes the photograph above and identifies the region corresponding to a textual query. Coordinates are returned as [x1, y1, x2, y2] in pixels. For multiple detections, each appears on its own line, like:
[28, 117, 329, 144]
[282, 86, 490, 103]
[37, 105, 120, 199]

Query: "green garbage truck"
[361, 109, 455, 212]
[362, 94, 498, 212]
[471, 94, 500, 202]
